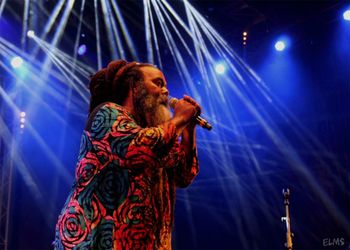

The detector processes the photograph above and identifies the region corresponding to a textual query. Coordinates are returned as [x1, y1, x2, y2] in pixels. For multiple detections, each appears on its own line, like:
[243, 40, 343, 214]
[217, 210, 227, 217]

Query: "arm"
[171, 122, 199, 188]
[122, 120, 179, 169]
[89, 102, 179, 169]
[169, 95, 201, 187]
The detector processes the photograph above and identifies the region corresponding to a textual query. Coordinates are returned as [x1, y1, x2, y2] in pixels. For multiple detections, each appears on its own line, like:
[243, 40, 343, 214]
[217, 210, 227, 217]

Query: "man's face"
[140, 66, 169, 104]
[133, 66, 171, 126]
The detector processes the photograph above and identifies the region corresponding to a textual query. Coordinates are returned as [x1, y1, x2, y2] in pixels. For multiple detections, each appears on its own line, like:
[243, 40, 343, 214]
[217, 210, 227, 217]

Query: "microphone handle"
[196, 116, 212, 130]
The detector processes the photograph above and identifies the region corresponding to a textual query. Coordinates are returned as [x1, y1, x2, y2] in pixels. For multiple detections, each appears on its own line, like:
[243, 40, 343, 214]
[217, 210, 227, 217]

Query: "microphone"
[168, 97, 212, 131]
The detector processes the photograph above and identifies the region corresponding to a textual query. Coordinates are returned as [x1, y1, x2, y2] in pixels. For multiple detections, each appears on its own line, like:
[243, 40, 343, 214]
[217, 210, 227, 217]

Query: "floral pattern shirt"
[54, 102, 199, 249]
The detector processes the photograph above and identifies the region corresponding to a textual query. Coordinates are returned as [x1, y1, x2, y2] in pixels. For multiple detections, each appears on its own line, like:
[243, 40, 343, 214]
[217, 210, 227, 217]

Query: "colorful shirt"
[54, 102, 199, 249]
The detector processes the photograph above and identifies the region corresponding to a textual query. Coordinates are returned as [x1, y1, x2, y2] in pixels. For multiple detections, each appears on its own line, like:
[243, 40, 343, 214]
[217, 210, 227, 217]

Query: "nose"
[161, 87, 169, 97]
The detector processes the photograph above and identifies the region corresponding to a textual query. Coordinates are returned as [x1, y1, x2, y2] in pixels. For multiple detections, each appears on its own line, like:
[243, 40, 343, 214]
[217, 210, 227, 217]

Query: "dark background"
[0, 1, 349, 249]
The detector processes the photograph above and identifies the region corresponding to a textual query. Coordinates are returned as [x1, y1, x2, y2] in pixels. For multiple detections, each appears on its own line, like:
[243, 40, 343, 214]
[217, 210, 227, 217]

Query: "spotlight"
[10, 56, 24, 69]
[27, 30, 35, 38]
[215, 63, 226, 74]
[20, 111, 26, 117]
[275, 41, 286, 51]
[343, 10, 350, 21]
[77, 44, 87, 55]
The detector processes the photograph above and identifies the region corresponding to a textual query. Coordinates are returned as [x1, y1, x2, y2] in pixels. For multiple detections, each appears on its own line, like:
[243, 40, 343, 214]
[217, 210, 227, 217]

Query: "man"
[54, 60, 200, 249]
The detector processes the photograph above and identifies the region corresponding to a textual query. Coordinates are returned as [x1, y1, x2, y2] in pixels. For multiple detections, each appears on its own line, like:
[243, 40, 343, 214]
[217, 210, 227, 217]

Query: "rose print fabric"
[54, 102, 199, 249]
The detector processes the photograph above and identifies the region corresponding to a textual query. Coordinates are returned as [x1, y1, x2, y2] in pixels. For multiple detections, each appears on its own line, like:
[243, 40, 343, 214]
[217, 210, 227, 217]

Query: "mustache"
[158, 95, 169, 105]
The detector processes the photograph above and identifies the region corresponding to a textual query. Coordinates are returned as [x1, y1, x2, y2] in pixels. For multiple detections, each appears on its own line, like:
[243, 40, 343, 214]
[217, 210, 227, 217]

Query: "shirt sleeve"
[164, 144, 199, 188]
[88, 102, 179, 169]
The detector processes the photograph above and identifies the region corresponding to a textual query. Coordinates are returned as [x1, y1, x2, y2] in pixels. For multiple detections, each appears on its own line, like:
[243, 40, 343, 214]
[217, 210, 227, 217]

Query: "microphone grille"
[168, 97, 178, 109]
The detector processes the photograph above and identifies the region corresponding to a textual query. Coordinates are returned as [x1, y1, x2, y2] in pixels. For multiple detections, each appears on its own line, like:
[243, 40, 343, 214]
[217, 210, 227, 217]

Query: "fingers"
[183, 95, 201, 115]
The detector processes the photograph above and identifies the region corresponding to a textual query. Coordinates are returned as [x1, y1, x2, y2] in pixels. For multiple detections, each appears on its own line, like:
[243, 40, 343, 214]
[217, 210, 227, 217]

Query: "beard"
[133, 84, 171, 127]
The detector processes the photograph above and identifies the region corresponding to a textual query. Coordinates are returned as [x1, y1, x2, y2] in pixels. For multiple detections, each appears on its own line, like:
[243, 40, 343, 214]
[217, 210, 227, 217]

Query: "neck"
[122, 91, 147, 127]
[122, 90, 136, 117]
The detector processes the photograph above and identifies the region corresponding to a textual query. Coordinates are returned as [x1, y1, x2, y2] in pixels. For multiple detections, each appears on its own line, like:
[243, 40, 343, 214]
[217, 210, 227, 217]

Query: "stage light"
[19, 111, 26, 130]
[215, 63, 226, 74]
[242, 31, 248, 46]
[77, 44, 87, 55]
[11, 56, 24, 69]
[275, 41, 286, 51]
[343, 10, 350, 21]
[27, 30, 35, 38]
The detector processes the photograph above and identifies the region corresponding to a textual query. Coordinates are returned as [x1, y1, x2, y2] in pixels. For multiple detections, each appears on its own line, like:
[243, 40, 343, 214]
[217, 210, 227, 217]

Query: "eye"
[154, 79, 164, 87]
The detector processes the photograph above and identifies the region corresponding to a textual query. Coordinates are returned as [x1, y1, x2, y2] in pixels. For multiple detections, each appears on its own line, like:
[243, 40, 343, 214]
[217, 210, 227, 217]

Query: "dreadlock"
[88, 60, 145, 114]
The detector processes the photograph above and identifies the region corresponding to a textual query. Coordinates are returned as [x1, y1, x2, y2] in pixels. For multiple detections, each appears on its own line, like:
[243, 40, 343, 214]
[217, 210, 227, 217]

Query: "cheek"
[148, 86, 162, 96]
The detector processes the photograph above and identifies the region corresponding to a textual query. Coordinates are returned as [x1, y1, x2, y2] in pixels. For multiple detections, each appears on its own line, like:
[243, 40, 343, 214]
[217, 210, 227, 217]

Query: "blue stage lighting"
[78, 44, 87, 55]
[11, 56, 24, 69]
[343, 10, 350, 21]
[215, 63, 226, 74]
[275, 41, 286, 51]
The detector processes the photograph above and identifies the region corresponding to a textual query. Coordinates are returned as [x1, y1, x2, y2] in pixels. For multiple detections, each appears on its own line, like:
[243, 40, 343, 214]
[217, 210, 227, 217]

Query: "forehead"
[139, 66, 165, 80]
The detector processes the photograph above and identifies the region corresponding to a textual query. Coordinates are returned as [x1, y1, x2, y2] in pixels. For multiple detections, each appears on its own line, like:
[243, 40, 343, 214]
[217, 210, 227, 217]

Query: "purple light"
[77, 44, 87, 55]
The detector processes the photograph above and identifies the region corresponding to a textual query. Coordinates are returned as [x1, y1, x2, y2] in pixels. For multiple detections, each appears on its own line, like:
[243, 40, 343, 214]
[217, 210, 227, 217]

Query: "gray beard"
[133, 85, 171, 127]
[148, 103, 172, 126]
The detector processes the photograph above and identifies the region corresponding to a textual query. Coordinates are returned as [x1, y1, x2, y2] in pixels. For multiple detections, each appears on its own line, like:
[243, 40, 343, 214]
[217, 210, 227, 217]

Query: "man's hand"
[172, 95, 201, 129]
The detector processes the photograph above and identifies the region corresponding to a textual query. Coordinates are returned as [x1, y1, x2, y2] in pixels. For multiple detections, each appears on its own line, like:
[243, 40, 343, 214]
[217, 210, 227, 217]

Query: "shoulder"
[95, 102, 122, 114]
[88, 102, 139, 139]
[97, 102, 136, 119]
[86, 102, 125, 137]
[89, 102, 132, 123]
